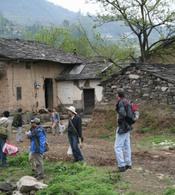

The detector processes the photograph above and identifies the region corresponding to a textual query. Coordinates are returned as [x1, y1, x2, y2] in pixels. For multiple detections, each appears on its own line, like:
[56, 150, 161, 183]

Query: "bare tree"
[88, 0, 175, 62]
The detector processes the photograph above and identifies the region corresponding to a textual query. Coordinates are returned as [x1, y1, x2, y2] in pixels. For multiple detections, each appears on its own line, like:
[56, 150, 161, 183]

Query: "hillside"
[0, 0, 78, 25]
[0, 0, 130, 39]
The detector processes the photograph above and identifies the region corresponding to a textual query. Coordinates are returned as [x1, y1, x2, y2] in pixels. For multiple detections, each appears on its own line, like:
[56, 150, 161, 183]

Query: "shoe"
[125, 165, 132, 170]
[118, 166, 126, 172]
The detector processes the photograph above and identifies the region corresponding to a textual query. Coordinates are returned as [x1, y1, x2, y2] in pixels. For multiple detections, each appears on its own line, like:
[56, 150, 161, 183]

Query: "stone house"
[101, 63, 175, 105]
[0, 38, 109, 113]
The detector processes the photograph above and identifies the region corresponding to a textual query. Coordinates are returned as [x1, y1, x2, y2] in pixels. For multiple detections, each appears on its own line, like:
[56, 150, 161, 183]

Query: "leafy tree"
[88, 0, 175, 62]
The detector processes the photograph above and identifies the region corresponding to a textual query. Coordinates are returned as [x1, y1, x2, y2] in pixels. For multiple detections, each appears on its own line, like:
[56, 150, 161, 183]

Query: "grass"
[163, 187, 175, 195]
[137, 133, 175, 150]
[0, 153, 121, 195]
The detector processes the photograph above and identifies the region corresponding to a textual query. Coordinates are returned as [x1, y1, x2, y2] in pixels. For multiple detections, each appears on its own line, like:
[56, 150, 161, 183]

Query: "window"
[25, 62, 31, 69]
[16, 87, 22, 100]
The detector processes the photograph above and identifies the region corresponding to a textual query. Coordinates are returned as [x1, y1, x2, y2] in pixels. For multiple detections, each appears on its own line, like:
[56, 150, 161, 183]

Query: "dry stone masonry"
[101, 64, 175, 104]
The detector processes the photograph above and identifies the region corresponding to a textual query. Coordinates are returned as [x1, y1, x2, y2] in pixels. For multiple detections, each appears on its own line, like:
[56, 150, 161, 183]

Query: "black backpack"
[116, 99, 136, 125]
[124, 101, 136, 125]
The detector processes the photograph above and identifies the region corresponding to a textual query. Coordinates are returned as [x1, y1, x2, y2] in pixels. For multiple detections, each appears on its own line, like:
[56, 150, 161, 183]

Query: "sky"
[47, 0, 101, 15]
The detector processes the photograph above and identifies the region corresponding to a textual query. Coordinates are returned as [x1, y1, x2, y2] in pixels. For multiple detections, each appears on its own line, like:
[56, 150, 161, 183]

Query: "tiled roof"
[0, 38, 82, 64]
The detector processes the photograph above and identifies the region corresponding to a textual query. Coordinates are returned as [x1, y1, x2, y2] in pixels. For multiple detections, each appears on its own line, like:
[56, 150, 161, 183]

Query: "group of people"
[0, 89, 134, 179]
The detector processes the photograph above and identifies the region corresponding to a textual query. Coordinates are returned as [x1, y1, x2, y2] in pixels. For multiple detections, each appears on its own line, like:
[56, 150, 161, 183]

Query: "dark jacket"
[12, 113, 23, 127]
[68, 115, 82, 138]
[116, 98, 131, 134]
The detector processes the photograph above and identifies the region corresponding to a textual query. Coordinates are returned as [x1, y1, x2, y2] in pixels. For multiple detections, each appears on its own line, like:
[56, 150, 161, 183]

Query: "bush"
[8, 152, 28, 167]
[163, 187, 175, 195]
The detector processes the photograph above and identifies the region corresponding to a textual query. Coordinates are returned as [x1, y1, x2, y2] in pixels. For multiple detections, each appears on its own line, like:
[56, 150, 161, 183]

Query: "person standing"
[13, 108, 23, 143]
[26, 118, 46, 180]
[66, 106, 84, 162]
[50, 108, 60, 135]
[0, 111, 12, 167]
[114, 90, 132, 172]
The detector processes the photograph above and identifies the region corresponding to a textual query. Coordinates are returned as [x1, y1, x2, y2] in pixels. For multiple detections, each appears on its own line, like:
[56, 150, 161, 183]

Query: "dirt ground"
[11, 123, 175, 195]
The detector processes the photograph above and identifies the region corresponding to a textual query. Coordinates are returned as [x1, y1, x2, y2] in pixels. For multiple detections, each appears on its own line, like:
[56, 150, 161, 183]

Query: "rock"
[161, 87, 168, 92]
[17, 176, 48, 193]
[129, 74, 140, 79]
[0, 182, 15, 192]
[12, 191, 23, 195]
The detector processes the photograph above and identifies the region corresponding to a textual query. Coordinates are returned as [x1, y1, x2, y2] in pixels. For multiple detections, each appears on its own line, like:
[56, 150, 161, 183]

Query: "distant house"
[101, 63, 175, 105]
[146, 37, 175, 64]
[56, 58, 110, 113]
[0, 38, 109, 113]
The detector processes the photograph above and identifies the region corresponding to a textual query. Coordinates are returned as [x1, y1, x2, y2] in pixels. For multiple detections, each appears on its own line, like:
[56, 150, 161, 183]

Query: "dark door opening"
[44, 78, 53, 109]
[83, 89, 95, 114]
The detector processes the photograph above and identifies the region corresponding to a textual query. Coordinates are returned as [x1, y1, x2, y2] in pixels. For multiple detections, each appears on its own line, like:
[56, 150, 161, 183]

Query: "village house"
[56, 57, 110, 113]
[0, 38, 109, 113]
[101, 63, 175, 105]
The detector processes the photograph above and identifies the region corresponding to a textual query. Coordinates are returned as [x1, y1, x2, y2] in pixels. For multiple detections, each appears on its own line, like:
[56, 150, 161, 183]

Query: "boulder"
[12, 191, 23, 195]
[17, 176, 47, 193]
[0, 182, 15, 193]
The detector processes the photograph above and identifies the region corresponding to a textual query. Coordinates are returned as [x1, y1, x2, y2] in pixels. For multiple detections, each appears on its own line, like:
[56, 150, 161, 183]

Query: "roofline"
[0, 57, 82, 65]
[56, 77, 101, 81]
[101, 63, 175, 85]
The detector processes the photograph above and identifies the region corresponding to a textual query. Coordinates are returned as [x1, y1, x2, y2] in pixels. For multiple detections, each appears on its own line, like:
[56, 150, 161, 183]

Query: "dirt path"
[13, 128, 175, 194]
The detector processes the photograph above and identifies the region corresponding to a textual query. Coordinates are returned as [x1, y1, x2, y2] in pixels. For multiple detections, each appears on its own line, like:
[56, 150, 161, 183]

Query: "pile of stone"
[0, 176, 47, 195]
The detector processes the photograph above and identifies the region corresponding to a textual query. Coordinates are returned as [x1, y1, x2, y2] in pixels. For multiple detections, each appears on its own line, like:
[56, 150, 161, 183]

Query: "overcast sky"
[47, 0, 100, 14]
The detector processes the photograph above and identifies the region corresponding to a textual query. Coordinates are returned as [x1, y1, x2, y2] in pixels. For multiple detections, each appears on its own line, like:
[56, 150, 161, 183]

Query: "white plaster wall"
[57, 80, 103, 106]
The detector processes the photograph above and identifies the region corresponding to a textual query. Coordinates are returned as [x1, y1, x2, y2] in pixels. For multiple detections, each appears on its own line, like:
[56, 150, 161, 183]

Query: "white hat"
[66, 106, 77, 115]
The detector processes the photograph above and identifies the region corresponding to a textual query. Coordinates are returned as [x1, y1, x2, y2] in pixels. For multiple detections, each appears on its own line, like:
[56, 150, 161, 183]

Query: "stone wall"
[102, 66, 175, 104]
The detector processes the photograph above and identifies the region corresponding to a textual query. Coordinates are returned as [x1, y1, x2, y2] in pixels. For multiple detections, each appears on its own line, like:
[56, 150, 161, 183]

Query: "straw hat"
[66, 106, 77, 115]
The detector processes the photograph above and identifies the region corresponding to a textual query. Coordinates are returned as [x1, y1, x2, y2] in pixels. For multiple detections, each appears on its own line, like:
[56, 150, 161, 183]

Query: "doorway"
[83, 88, 95, 114]
[44, 78, 53, 109]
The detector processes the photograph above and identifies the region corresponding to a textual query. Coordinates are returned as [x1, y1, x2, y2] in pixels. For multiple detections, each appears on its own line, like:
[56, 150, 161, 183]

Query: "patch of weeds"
[99, 133, 114, 141]
[169, 126, 175, 134]
[163, 187, 175, 195]
[8, 152, 28, 167]
[37, 163, 118, 195]
[106, 170, 121, 184]
[137, 127, 154, 134]
[125, 192, 146, 195]
[138, 134, 175, 149]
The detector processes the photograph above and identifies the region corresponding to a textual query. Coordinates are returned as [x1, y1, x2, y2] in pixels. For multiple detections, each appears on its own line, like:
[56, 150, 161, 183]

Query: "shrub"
[8, 152, 28, 167]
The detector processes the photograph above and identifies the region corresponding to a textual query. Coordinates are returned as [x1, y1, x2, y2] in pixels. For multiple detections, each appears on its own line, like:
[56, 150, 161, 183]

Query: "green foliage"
[169, 127, 175, 134]
[90, 0, 175, 62]
[8, 152, 28, 167]
[37, 162, 117, 195]
[137, 127, 154, 134]
[163, 187, 175, 195]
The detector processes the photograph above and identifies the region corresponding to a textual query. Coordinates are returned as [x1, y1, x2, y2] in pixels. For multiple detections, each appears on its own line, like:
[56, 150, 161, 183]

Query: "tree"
[88, 0, 175, 62]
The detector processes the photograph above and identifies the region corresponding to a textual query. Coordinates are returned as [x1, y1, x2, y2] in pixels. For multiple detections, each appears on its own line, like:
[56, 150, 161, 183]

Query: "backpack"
[124, 101, 139, 125]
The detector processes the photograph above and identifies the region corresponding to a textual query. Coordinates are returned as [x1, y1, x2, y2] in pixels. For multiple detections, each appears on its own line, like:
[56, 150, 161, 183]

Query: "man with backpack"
[26, 118, 46, 180]
[114, 89, 134, 172]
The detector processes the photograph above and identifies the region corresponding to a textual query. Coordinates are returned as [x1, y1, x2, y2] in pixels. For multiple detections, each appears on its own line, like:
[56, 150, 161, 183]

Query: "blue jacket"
[27, 126, 46, 154]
